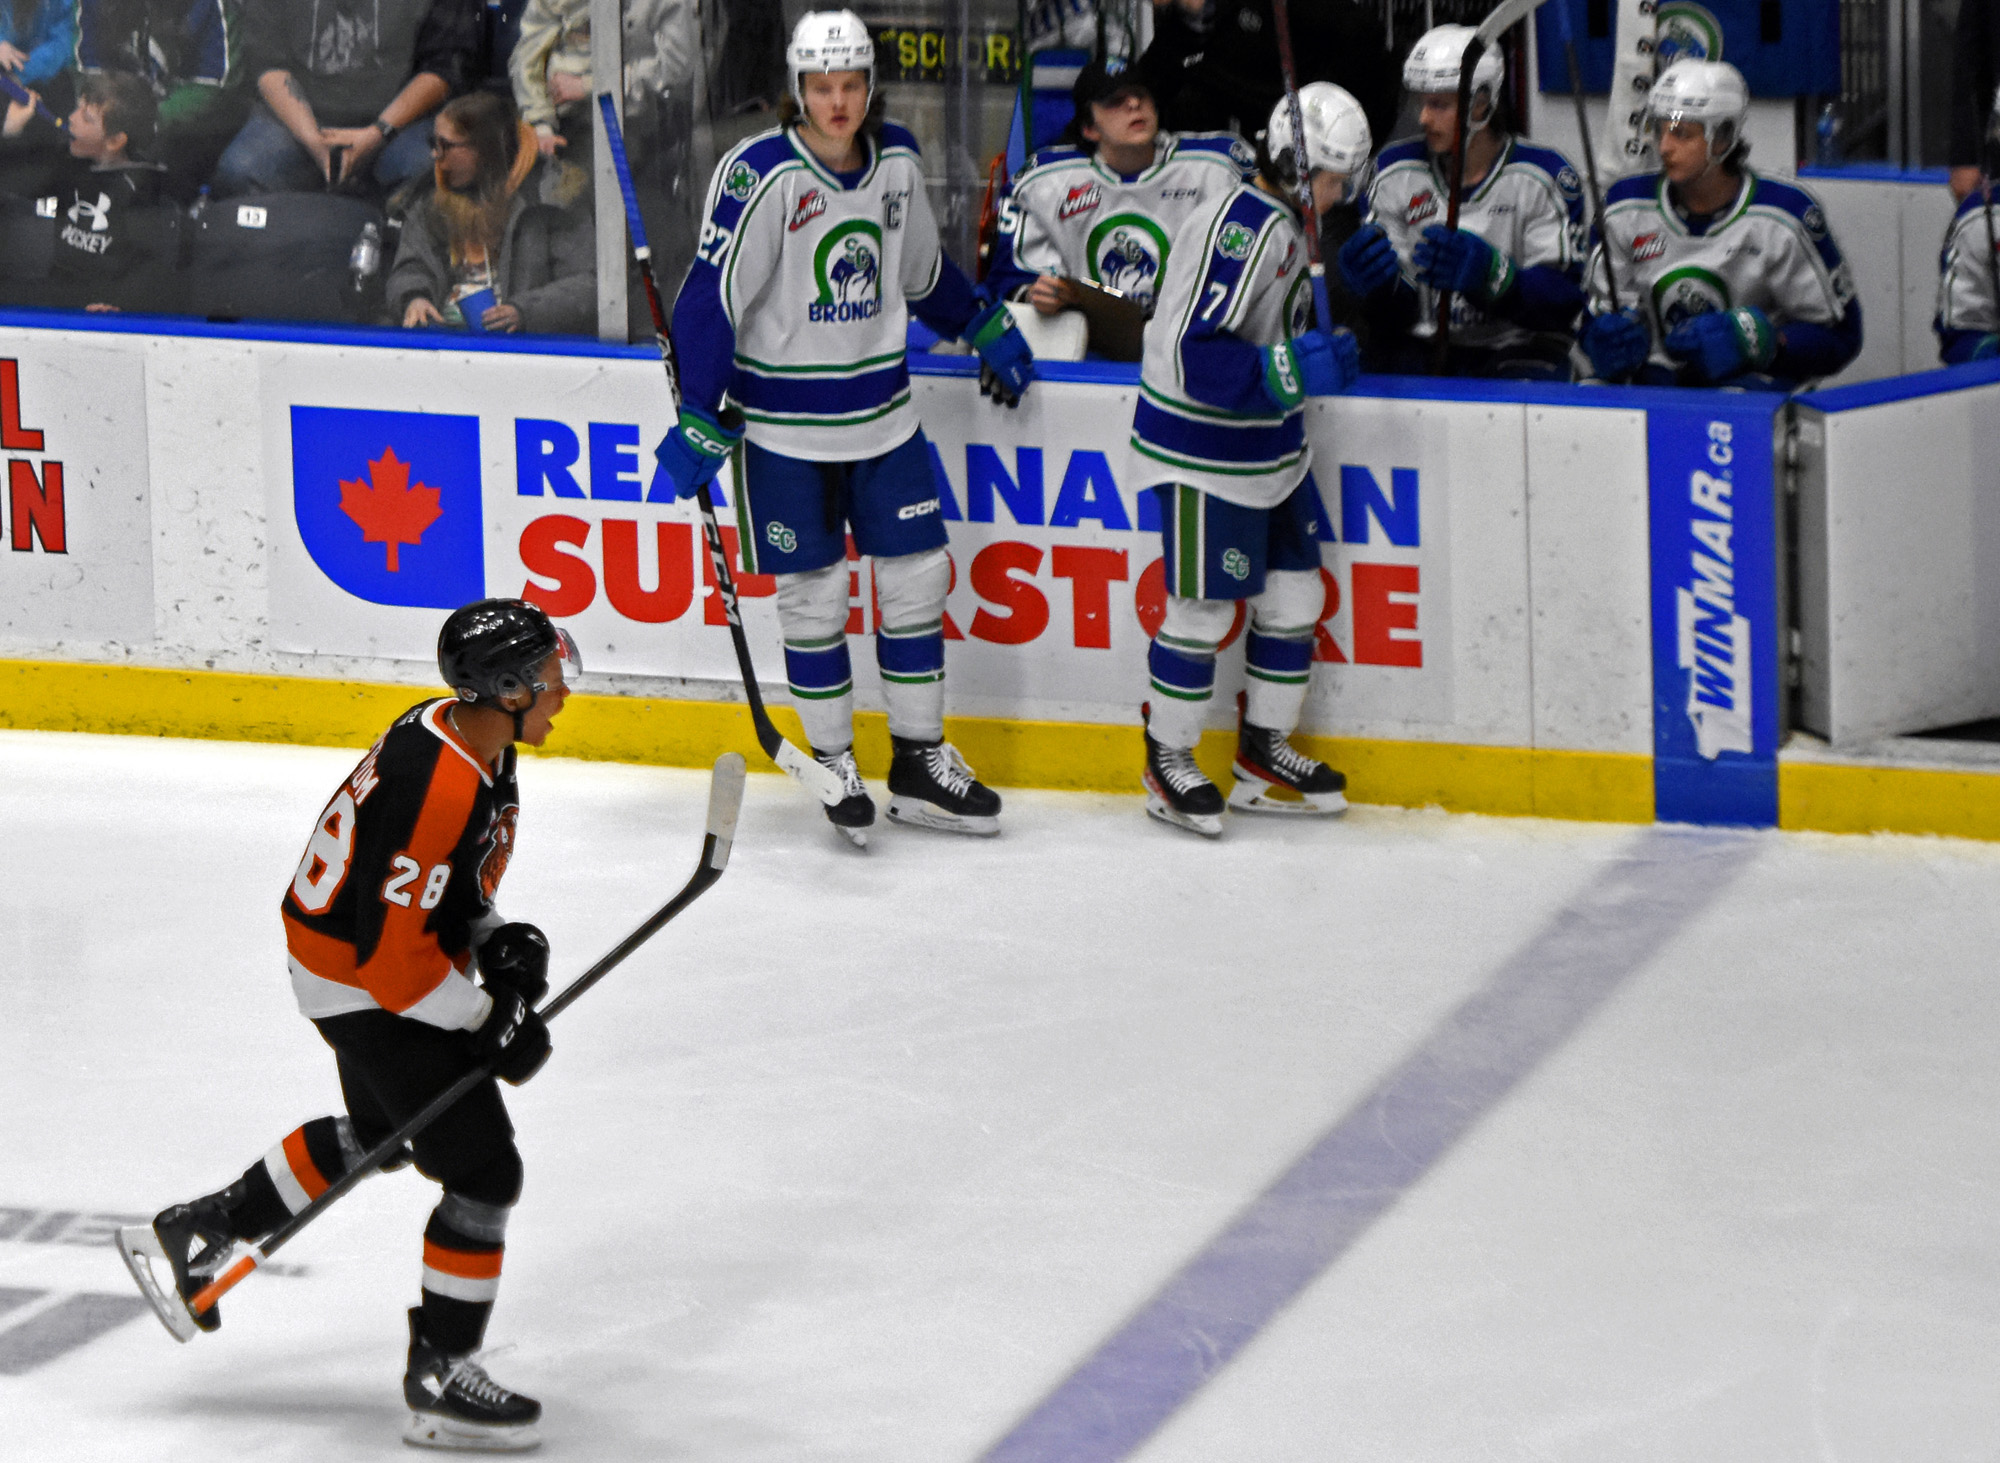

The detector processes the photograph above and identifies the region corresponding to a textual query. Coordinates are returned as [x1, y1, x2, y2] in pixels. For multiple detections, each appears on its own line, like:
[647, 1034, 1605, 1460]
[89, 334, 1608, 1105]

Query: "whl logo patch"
[1632, 231, 1667, 263]
[292, 405, 483, 609]
[790, 189, 828, 232]
[1058, 184, 1102, 221]
[1406, 190, 1438, 226]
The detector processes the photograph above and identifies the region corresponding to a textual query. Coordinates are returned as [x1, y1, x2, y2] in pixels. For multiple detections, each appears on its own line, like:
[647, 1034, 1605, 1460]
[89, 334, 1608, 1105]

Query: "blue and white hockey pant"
[1146, 477, 1326, 751]
[737, 432, 953, 752]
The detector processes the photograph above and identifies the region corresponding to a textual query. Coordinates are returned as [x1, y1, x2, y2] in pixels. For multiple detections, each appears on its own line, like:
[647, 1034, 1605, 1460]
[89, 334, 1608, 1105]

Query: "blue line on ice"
[979, 827, 1760, 1463]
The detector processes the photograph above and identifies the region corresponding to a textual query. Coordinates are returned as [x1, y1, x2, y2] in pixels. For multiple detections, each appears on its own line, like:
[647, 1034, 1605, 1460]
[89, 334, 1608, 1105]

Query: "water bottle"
[1816, 104, 1843, 167]
[349, 220, 382, 293]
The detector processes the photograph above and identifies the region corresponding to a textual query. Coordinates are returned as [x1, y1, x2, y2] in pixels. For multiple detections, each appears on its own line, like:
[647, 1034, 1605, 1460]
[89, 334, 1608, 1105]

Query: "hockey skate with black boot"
[404, 1308, 543, 1451]
[1142, 707, 1224, 838]
[815, 746, 875, 848]
[886, 735, 1001, 836]
[1231, 717, 1349, 815]
[115, 1191, 239, 1341]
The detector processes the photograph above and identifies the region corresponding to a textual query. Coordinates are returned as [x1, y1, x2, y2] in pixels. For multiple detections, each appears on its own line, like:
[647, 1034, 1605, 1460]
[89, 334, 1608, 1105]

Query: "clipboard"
[1064, 278, 1148, 362]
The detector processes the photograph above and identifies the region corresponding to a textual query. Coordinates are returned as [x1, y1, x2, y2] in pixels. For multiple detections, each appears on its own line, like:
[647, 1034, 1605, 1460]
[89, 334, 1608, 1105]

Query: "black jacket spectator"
[1139, 0, 1400, 150]
[40, 156, 183, 312]
[243, 0, 480, 128]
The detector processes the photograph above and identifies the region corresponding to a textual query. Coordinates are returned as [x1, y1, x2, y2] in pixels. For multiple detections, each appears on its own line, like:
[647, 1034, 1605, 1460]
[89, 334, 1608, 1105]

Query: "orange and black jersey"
[282, 699, 520, 1030]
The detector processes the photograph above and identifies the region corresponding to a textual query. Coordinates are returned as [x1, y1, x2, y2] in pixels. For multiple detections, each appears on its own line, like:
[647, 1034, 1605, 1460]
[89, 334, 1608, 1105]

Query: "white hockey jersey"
[988, 131, 1255, 312]
[1935, 192, 2000, 342]
[674, 121, 957, 462]
[1131, 183, 1314, 510]
[1365, 134, 1586, 350]
[1586, 167, 1856, 374]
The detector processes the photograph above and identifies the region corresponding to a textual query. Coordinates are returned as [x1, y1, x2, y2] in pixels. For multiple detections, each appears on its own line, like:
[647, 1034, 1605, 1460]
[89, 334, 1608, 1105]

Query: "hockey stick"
[1268, 0, 1337, 332]
[1552, 0, 1619, 313]
[1432, 0, 1547, 371]
[594, 92, 845, 809]
[119, 753, 747, 1342]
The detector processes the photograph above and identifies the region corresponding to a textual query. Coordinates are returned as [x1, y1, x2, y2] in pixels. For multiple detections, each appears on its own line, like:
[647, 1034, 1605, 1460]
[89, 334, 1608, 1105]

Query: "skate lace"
[1261, 733, 1320, 781]
[1155, 743, 1209, 794]
[444, 1356, 517, 1408]
[927, 743, 977, 797]
[818, 749, 866, 799]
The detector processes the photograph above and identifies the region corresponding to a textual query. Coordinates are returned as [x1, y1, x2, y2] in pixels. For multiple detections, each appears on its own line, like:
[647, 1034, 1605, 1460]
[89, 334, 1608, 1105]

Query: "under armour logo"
[67, 192, 111, 231]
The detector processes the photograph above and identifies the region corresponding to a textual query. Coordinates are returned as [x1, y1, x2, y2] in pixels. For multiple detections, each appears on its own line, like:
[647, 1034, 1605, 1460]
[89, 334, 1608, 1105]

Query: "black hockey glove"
[478, 921, 550, 1007]
[475, 990, 552, 1086]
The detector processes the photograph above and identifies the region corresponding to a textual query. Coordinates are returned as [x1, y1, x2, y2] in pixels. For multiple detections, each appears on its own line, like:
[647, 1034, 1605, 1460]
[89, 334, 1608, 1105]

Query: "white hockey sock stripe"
[421, 1239, 503, 1303]
[261, 1140, 315, 1216]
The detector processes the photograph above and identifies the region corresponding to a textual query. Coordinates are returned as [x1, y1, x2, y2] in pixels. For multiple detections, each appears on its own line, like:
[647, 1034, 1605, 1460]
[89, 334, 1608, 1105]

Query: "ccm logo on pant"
[897, 498, 941, 521]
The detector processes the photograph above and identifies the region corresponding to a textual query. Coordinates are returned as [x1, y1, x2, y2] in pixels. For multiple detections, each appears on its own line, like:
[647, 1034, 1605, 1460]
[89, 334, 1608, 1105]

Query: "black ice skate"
[814, 746, 876, 848]
[1231, 720, 1349, 815]
[403, 1309, 543, 1452]
[115, 1193, 237, 1342]
[1143, 718, 1224, 838]
[886, 735, 1001, 836]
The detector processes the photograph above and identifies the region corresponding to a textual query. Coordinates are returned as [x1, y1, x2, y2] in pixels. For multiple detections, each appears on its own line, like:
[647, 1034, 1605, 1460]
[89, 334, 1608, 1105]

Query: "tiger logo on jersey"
[809, 220, 883, 322]
[479, 802, 519, 903]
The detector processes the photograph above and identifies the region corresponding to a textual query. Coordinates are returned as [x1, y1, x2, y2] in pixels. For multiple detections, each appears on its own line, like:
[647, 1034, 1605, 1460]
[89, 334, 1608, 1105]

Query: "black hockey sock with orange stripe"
[212, 1116, 360, 1238]
[417, 1193, 510, 1355]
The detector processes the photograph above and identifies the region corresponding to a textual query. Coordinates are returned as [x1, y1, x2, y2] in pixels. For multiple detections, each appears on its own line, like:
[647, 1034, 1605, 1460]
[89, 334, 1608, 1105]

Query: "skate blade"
[886, 796, 1000, 837]
[1228, 775, 1348, 816]
[404, 1412, 542, 1452]
[114, 1224, 202, 1343]
[834, 823, 870, 849]
[1144, 792, 1223, 838]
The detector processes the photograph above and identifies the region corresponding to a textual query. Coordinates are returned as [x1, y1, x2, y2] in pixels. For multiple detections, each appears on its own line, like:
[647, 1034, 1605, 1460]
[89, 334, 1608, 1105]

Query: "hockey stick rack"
[593, 92, 844, 810]
[116, 753, 748, 1343]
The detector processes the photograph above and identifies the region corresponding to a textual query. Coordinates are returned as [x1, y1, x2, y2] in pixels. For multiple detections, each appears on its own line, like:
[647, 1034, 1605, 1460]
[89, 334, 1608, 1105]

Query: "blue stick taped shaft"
[597, 92, 650, 251]
[1554, 0, 1578, 45]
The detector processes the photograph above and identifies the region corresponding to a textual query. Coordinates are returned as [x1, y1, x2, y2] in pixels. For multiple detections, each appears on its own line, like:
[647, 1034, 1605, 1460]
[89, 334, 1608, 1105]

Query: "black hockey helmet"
[437, 598, 579, 707]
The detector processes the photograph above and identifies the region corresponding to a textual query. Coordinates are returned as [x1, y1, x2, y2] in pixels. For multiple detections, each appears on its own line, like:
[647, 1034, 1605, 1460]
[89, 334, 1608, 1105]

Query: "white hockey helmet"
[1402, 24, 1505, 128]
[1648, 59, 1750, 160]
[788, 10, 876, 110]
[1265, 82, 1373, 183]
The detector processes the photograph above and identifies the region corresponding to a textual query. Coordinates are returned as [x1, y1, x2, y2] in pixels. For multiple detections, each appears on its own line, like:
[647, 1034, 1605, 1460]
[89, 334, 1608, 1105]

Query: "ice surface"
[2, 728, 1998, 1460]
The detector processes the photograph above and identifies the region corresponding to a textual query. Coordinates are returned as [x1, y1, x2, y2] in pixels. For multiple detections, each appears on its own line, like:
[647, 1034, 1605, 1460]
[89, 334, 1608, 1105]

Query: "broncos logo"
[827, 238, 880, 302]
[1098, 229, 1160, 297]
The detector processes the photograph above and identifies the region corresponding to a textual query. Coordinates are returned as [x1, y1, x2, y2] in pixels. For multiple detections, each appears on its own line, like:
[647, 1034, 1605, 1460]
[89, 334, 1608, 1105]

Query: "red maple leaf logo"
[338, 447, 442, 572]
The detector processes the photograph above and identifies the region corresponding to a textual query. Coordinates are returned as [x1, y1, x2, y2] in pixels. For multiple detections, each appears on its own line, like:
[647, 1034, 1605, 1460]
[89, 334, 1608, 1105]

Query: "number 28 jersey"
[282, 699, 517, 1031]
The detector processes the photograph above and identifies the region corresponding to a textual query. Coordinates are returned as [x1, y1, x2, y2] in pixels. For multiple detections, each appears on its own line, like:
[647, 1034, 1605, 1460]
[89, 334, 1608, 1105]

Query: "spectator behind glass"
[1, 70, 181, 313]
[509, 0, 588, 162]
[74, 0, 243, 199]
[1138, 0, 1399, 150]
[212, 0, 478, 196]
[0, 0, 75, 96]
[387, 91, 593, 335]
[1950, 0, 2000, 202]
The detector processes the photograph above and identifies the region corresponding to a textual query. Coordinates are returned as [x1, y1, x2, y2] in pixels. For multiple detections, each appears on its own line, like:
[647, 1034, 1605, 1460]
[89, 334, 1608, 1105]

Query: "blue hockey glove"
[1293, 327, 1362, 397]
[1413, 225, 1516, 304]
[1578, 309, 1650, 381]
[967, 300, 1035, 408]
[1977, 333, 2000, 361]
[1663, 305, 1777, 383]
[653, 403, 742, 500]
[1336, 223, 1400, 298]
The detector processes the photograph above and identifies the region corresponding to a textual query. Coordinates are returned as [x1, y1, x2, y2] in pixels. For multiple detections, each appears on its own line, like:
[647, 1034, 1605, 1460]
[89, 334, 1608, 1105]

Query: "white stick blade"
[706, 752, 747, 846]
[774, 738, 846, 806]
[114, 1225, 199, 1343]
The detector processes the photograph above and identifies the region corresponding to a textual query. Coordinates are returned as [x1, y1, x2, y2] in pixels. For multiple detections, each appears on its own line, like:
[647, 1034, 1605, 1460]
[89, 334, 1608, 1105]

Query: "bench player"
[1576, 59, 1861, 389]
[117, 600, 574, 1451]
[986, 55, 1254, 323]
[1130, 82, 1369, 836]
[656, 9, 1035, 845]
[1338, 23, 1587, 379]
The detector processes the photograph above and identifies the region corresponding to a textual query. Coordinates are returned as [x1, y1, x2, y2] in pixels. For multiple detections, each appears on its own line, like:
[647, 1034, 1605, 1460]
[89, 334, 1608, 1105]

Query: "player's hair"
[776, 87, 887, 142]
[78, 69, 158, 159]
[425, 91, 533, 264]
[1061, 84, 1156, 153]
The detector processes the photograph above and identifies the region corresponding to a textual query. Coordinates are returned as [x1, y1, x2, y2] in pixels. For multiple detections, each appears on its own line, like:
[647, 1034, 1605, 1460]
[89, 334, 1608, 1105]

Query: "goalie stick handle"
[188, 756, 747, 1315]
[1267, 0, 1336, 333]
